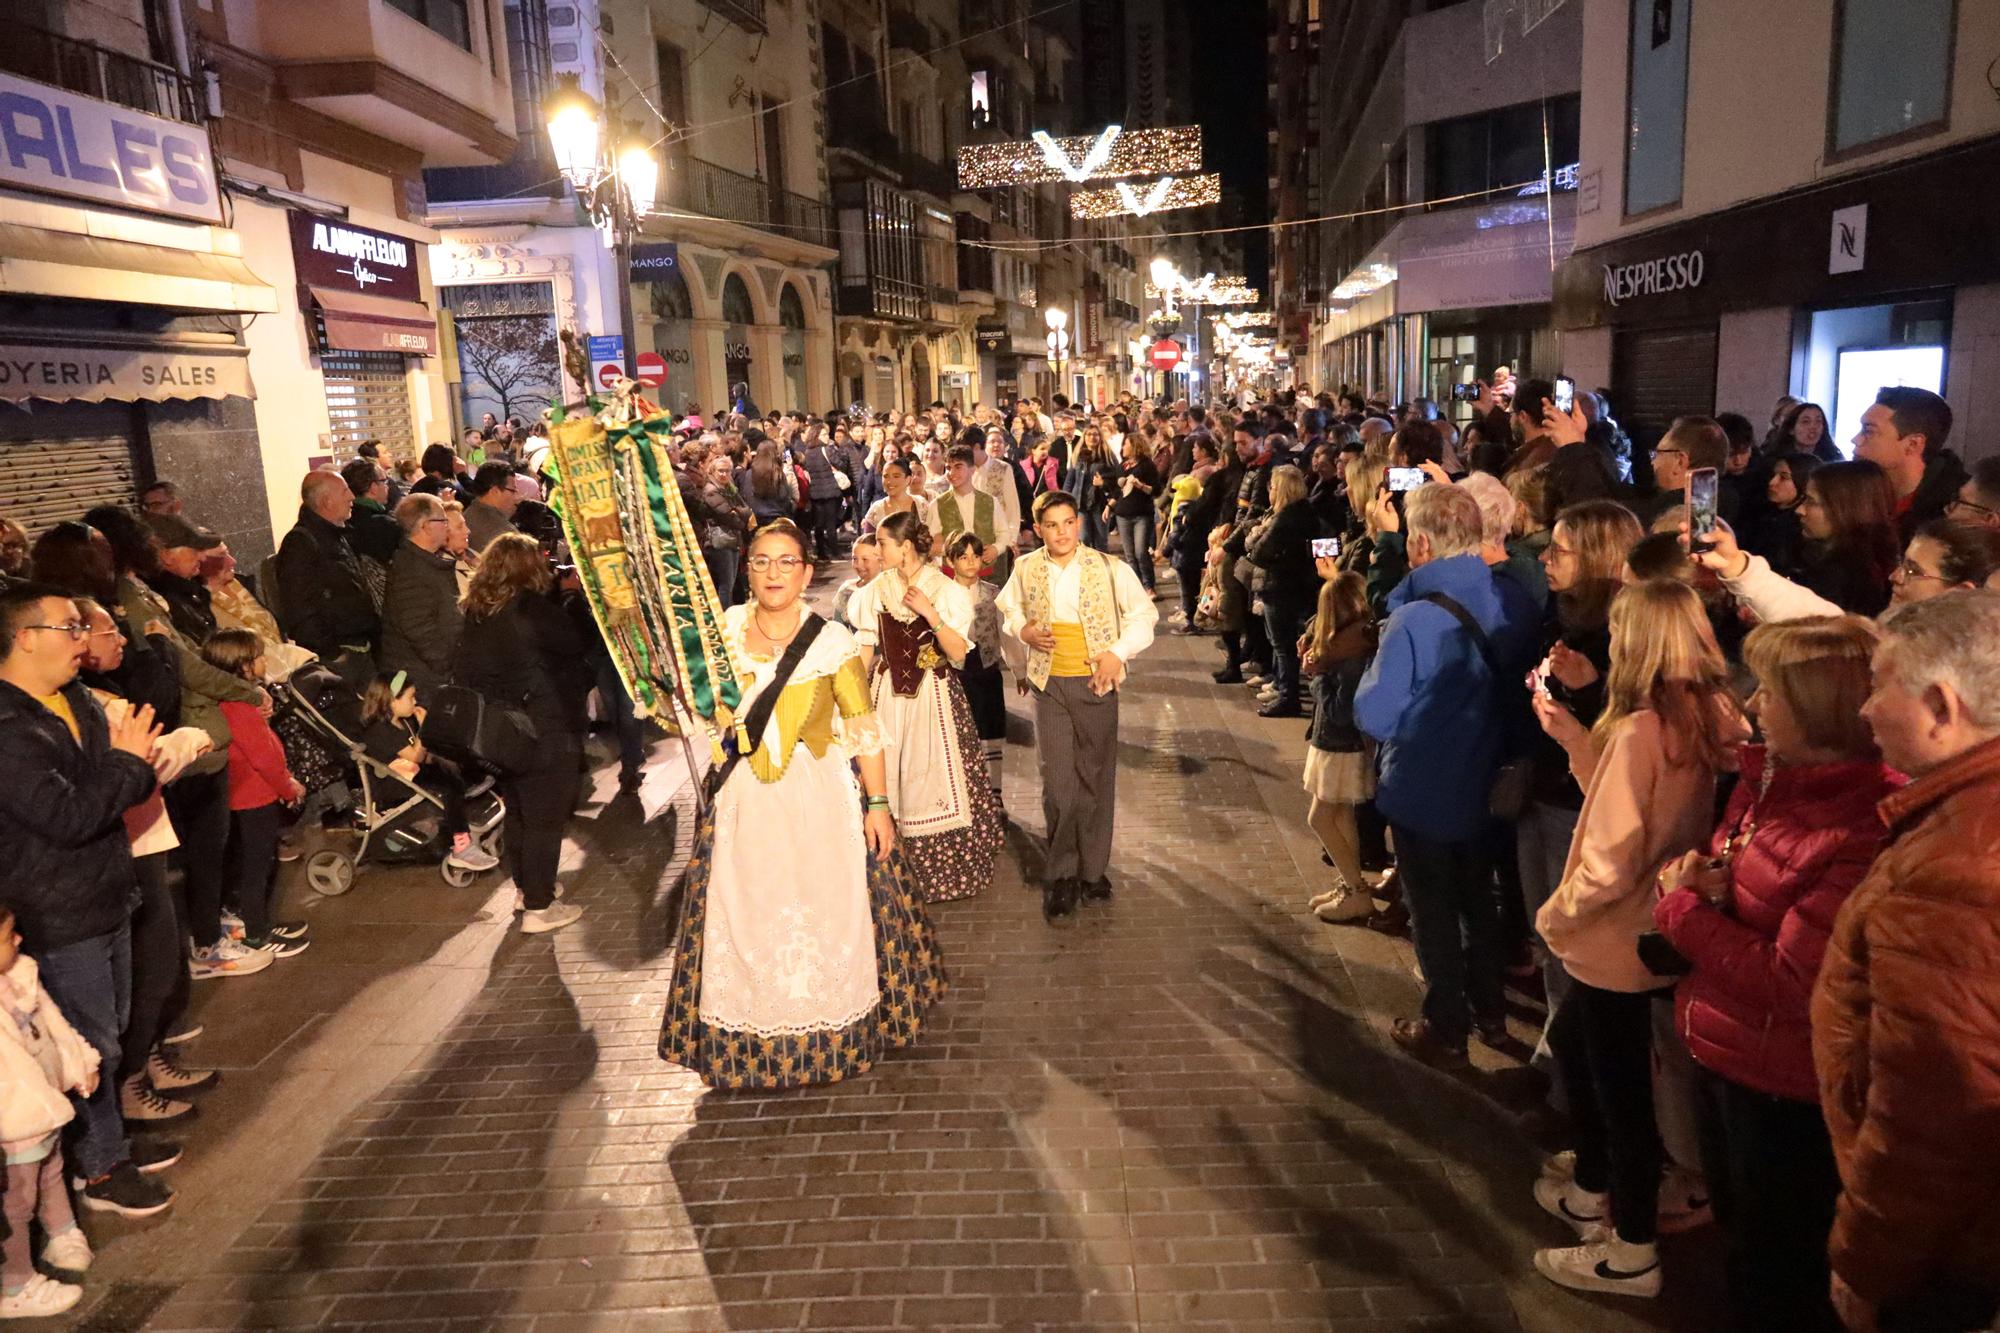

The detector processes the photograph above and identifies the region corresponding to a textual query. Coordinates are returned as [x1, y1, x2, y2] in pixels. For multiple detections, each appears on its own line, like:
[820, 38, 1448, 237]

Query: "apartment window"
[1829, 0, 1953, 155]
[970, 71, 992, 130]
[386, 0, 470, 48]
[1624, 0, 1689, 215]
[1424, 95, 1579, 200]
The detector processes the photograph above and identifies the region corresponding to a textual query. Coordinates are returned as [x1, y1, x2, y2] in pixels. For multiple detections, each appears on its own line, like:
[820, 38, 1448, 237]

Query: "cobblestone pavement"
[68, 569, 1721, 1332]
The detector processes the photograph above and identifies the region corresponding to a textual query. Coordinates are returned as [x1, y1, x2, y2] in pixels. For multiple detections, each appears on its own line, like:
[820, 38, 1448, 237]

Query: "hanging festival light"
[1147, 273, 1260, 306]
[1218, 310, 1276, 329]
[956, 124, 1202, 190]
[1070, 173, 1222, 220]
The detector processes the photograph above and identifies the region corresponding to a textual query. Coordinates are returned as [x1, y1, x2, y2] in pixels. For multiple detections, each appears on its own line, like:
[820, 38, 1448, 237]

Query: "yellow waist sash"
[1049, 622, 1091, 677]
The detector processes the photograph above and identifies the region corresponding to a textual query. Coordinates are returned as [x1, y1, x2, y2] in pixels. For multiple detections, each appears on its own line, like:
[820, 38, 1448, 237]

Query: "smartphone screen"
[1554, 376, 1575, 413]
[1688, 467, 1720, 543]
[1387, 467, 1427, 492]
[1310, 536, 1341, 559]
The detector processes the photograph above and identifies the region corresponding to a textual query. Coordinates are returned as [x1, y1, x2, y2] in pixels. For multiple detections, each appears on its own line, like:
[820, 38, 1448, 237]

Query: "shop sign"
[1829, 204, 1867, 275]
[1601, 249, 1705, 307]
[975, 325, 1008, 353]
[0, 342, 252, 404]
[724, 341, 752, 361]
[0, 72, 221, 224]
[629, 242, 679, 276]
[287, 210, 422, 302]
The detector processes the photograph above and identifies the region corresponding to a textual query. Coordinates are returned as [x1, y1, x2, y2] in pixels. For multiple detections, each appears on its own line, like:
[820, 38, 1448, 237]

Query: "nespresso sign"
[286, 210, 421, 302]
[1602, 249, 1705, 307]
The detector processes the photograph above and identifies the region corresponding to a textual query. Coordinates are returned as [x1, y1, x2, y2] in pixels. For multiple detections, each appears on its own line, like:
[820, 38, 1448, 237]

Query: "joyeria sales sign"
[0, 72, 222, 223]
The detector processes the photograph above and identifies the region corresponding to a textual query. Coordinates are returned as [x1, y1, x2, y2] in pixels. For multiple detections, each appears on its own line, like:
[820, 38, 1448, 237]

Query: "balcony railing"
[664, 156, 832, 247]
[901, 151, 956, 200]
[424, 148, 565, 204]
[0, 20, 201, 125]
[838, 273, 928, 323]
[827, 115, 900, 167]
[706, 0, 767, 34]
[887, 8, 935, 54]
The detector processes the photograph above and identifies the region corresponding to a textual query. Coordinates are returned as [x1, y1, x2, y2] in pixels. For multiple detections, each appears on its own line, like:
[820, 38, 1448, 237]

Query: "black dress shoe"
[617, 768, 643, 794]
[1212, 666, 1245, 684]
[1043, 878, 1078, 920]
[1258, 699, 1304, 718]
[1080, 876, 1113, 902]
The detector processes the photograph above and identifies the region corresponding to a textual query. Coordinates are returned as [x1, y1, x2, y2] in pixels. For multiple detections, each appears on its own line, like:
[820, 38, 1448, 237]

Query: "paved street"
[68, 571, 1717, 1333]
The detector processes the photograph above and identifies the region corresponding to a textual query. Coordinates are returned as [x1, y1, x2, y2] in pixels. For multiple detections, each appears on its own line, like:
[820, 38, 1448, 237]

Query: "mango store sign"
[0, 72, 221, 224]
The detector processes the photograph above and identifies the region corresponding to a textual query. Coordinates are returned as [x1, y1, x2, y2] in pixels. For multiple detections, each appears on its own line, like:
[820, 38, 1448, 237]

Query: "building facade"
[1273, 0, 1580, 416]
[1556, 0, 2000, 457]
[427, 0, 837, 425]
[0, 0, 515, 560]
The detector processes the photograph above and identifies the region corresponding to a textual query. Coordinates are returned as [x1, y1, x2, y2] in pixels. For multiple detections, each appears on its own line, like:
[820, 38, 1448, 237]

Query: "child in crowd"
[946, 531, 1016, 808]
[203, 630, 312, 963]
[357, 673, 494, 873]
[0, 905, 100, 1317]
[1299, 568, 1377, 922]
[833, 535, 882, 630]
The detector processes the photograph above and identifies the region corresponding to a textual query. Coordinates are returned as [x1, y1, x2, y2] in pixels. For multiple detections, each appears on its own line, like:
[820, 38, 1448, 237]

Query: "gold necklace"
[752, 605, 802, 647]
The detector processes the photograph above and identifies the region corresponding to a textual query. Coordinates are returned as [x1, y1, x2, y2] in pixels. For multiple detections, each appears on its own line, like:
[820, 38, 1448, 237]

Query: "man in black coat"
[276, 469, 379, 681]
[379, 494, 463, 701]
[341, 458, 403, 564]
[0, 582, 175, 1215]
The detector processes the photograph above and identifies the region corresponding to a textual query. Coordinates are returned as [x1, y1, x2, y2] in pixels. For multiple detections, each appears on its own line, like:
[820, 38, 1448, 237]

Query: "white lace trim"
[840, 709, 888, 759]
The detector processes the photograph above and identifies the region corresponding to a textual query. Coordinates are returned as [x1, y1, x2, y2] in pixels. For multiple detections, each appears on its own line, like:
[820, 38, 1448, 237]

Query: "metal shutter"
[321, 350, 416, 453]
[0, 409, 140, 535]
[1611, 324, 1718, 453]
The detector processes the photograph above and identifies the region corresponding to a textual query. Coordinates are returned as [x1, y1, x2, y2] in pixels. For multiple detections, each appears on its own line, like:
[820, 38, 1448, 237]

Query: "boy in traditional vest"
[934, 447, 1005, 581]
[996, 491, 1159, 921]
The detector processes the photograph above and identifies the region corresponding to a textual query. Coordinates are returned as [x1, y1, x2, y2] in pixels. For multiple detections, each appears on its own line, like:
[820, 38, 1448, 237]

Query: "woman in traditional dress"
[659, 520, 946, 1091]
[846, 512, 1004, 903]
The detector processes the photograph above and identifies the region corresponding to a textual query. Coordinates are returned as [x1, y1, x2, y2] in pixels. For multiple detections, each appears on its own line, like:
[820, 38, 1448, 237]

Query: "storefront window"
[1424, 96, 1580, 201]
[1830, 0, 1952, 154]
[779, 282, 808, 411]
[646, 267, 696, 403]
[1803, 298, 1952, 454]
[441, 282, 560, 432]
[1625, 0, 1689, 216]
[722, 274, 756, 401]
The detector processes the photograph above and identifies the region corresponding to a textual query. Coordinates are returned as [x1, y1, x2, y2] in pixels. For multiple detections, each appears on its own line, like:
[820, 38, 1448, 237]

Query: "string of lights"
[1070, 173, 1222, 220]
[956, 126, 1203, 190]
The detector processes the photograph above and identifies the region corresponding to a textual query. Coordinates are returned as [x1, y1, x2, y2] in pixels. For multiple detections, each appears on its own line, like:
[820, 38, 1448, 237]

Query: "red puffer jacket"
[1654, 745, 1903, 1102]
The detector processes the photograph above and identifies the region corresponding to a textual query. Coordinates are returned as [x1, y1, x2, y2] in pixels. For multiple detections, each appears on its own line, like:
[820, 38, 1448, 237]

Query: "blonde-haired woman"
[452, 532, 592, 933]
[1244, 464, 1319, 717]
[1529, 578, 1747, 1298]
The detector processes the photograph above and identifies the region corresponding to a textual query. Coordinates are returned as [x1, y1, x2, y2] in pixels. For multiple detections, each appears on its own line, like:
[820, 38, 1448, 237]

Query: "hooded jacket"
[0, 955, 99, 1148]
[275, 506, 379, 657]
[1812, 734, 2000, 1309]
[0, 679, 155, 952]
[1354, 552, 1539, 841]
[1654, 745, 1902, 1102]
[1898, 447, 1969, 545]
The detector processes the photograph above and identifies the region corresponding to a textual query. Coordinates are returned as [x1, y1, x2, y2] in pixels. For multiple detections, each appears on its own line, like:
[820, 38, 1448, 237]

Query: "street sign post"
[634, 352, 667, 386]
[587, 334, 625, 393]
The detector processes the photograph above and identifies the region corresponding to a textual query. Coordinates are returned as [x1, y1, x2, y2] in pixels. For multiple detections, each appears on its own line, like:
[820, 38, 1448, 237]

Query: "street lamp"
[1149, 257, 1181, 314]
[1044, 306, 1070, 400]
[545, 77, 657, 383]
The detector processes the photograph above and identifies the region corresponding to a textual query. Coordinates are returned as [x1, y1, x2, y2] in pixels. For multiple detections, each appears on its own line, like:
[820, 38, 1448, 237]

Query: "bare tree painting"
[455, 313, 560, 424]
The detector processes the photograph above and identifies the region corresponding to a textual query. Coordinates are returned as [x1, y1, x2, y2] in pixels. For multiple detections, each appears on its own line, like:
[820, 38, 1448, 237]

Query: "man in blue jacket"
[0, 583, 176, 1217]
[1356, 483, 1539, 1066]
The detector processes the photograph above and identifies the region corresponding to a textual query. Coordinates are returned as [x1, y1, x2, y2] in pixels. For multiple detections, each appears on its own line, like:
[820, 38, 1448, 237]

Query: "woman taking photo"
[1791, 460, 1900, 616]
[1653, 616, 1900, 1332]
[1243, 465, 1318, 718]
[1520, 500, 1644, 1057]
[846, 512, 1002, 902]
[1064, 424, 1115, 552]
[1112, 434, 1164, 594]
[737, 440, 798, 531]
[1530, 579, 1746, 1300]
[1700, 514, 2000, 622]
[658, 520, 946, 1090]
[452, 532, 591, 934]
[862, 458, 934, 535]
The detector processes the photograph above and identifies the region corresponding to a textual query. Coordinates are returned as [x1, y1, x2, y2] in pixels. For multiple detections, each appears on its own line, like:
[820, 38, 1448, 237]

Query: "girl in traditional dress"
[659, 520, 946, 1092]
[945, 531, 1015, 811]
[846, 512, 1004, 902]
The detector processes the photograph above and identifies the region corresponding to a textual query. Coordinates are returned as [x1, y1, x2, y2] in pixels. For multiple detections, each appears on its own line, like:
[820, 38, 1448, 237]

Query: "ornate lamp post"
[545, 77, 659, 383]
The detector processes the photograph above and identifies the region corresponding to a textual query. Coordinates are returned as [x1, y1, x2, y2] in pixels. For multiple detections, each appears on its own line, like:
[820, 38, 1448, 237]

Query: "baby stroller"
[274, 665, 506, 896]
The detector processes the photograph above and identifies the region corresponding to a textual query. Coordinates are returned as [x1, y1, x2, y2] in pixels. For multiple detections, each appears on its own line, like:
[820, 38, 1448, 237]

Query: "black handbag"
[423, 682, 539, 776]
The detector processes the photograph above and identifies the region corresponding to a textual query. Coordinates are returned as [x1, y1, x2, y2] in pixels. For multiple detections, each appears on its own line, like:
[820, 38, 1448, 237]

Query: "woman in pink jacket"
[1528, 579, 1747, 1299]
[1654, 615, 1901, 1332]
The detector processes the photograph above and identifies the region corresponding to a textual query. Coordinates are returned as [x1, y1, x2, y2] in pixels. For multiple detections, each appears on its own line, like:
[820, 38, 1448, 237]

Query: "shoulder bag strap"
[705, 613, 828, 798]
[1419, 592, 1499, 678]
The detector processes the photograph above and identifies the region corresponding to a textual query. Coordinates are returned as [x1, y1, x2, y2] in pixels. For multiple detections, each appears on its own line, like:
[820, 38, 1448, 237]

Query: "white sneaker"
[512, 884, 565, 912]
[40, 1227, 91, 1272]
[1534, 1174, 1608, 1235]
[189, 940, 273, 979]
[1657, 1165, 1712, 1234]
[1533, 1237, 1662, 1298]
[0, 1273, 82, 1317]
[446, 841, 499, 873]
[520, 902, 584, 934]
[1539, 1149, 1577, 1186]
[1314, 887, 1375, 923]
[219, 909, 245, 942]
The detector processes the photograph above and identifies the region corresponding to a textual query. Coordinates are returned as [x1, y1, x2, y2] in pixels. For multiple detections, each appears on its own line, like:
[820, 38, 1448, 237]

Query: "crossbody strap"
[706, 612, 827, 796]
[1419, 592, 1499, 679]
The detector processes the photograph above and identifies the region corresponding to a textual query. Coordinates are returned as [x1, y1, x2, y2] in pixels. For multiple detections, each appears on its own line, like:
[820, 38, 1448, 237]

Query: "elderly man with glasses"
[381, 493, 465, 703]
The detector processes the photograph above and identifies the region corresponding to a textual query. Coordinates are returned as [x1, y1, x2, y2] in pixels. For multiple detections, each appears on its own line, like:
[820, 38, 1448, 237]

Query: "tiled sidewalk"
[69, 577, 1715, 1332]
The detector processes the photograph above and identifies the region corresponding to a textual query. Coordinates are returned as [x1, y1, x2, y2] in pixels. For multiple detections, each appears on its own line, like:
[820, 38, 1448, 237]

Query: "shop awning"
[309, 287, 437, 357]
[0, 341, 255, 405]
[0, 223, 276, 314]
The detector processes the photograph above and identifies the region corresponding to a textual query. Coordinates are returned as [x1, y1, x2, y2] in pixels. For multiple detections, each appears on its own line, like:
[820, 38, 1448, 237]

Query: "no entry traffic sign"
[1149, 338, 1183, 371]
[635, 351, 666, 386]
